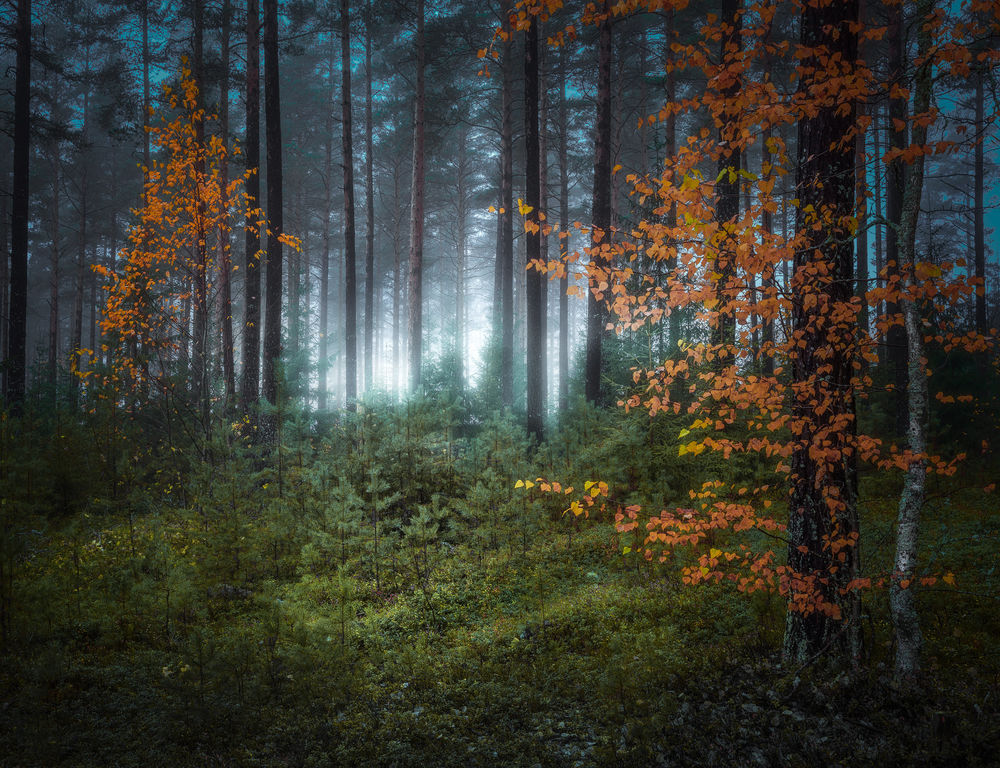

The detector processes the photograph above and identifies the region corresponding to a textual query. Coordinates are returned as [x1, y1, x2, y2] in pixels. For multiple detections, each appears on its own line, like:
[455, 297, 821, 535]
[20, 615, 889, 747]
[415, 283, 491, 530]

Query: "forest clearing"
[1, 0, 999, 766]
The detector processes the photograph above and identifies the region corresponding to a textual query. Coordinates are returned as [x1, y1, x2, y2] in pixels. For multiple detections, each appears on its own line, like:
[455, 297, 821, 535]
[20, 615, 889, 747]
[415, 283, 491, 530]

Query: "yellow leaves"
[514, 479, 536, 490]
[584, 480, 608, 498]
[517, 198, 533, 216]
[678, 441, 706, 457]
[942, 572, 956, 586]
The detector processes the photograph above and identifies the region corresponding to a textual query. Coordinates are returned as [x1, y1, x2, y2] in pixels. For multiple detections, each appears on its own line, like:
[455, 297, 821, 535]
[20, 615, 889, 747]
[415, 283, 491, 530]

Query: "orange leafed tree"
[510, 0, 999, 668]
[96, 65, 294, 419]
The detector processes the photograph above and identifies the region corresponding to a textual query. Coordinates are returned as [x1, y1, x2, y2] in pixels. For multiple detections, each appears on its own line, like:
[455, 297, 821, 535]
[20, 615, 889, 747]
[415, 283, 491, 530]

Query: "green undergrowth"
[1, 400, 998, 767]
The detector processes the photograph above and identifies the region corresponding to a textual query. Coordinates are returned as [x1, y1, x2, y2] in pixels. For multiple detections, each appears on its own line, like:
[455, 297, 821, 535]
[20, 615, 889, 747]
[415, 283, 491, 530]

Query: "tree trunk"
[855, 0, 868, 374]
[886, 2, 908, 436]
[192, 0, 210, 427]
[364, 0, 375, 393]
[873, 102, 885, 368]
[891, 0, 933, 681]
[974, 63, 986, 332]
[456, 127, 468, 387]
[392, 163, 402, 394]
[525, 18, 543, 441]
[6, 0, 31, 410]
[142, 0, 151, 199]
[407, 0, 425, 394]
[241, 0, 262, 415]
[48, 146, 60, 391]
[665, 9, 680, 370]
[319, 42, 334, 411]
[342, 0, 358, 409]
[558, 43, 569, 412]
[539, 35, 549, 412]
[712, 0, 740, 360]
[760, 126, 774, 378]
[500, 0, 514, 409]
[218, 0, 236, 406]
[262, 0, 284, 415]
[584, 0, 612, 405]
[783, 0, 860, 665]
[0, 152, 9, 389]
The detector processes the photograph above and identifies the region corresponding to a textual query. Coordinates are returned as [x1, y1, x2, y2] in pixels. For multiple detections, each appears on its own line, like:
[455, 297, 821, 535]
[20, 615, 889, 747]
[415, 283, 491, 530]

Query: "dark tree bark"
[500, 0, 514, 408]
[886, 2, 908, 436]
[342, 0, 357, 409]
[760, 127, 774, 378]
[72, 67, 90, 384]
[783, 0, 860, 665]
[584, 0, 612, 405]
[854, 0, 868, 377]
[525, 18, 543, 441]
[891, 0, 934, 682]
[665, 8, 680, 368]
[558, 44, 569, 412]
[6, 0, 31, 410]
[191, 0, 210, 425]
[262, 0, 284, 413]
[142, 0, 151, 197]
[0, 152, 9, 387]
[407, 0, 425, 393]
[711, 0, 740, 360]
[538, 33, 548, 412]
[456, 126, 468, 385]
[219, 0, 236, 405]
[364, 0, 375, 392]
[241, 0, 262, 414]
[873, 102, 885, 368]
[974, 63, 986, 332]
[47, 145, 60, 390]
[319, 41, 334, 411]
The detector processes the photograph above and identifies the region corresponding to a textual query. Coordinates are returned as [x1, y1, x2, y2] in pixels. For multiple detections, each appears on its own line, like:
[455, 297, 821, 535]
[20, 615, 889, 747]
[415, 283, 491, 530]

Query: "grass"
[1, 428, 998, 767]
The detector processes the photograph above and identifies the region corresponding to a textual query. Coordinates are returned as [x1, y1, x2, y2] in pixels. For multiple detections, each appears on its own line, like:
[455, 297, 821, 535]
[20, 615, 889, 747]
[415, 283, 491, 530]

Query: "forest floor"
[1, 413, 998, 767]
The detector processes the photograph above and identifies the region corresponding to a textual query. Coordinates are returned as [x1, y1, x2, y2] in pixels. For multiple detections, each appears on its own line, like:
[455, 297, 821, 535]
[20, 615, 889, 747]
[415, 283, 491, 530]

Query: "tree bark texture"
[558, 43, 569, 412]
[241, 0, 262, 414]
[191, 0, 210, 426]
[783, 0, 861, 665]
[262, 0, 284, 414]
[500, 0, 514, 409]
[886, 2, 908, 436]
[407, 0, 425, 394]
[891, 0, 933, 682]
[711, 0, 740, 360]
[319, 42, 334, 411]
[219, 0, 236, 406]
[584, 0, 612, 405]
[342, 0, 358, 409]
[525, 19, 544, 442]
[6, 0, 31, 410]
[974, 64, 986, 332]
[364, 0, 375, 391]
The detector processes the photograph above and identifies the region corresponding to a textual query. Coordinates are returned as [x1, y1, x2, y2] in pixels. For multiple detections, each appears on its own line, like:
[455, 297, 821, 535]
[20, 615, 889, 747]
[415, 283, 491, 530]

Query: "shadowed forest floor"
[1, 403, 998, 767]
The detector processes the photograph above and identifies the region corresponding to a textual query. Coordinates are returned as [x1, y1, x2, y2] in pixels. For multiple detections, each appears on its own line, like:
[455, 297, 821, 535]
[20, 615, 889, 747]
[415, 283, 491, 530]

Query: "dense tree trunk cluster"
[1, 0, 997, 681]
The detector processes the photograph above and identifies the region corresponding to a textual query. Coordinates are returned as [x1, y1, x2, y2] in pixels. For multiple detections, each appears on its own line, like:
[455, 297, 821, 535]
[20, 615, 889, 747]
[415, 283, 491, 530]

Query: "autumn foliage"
[505, 0, 1000, 643]
[94, 65, 295, 402]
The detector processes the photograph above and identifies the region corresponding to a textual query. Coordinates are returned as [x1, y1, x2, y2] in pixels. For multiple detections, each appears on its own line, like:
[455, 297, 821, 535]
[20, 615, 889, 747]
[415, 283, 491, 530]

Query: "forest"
[1, 0, 999, 765]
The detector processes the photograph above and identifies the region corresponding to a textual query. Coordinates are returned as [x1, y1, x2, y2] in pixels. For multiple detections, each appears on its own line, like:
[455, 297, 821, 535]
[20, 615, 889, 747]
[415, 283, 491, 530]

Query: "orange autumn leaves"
[96, 65, 297, 396]
[505, 1, 997, 618]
